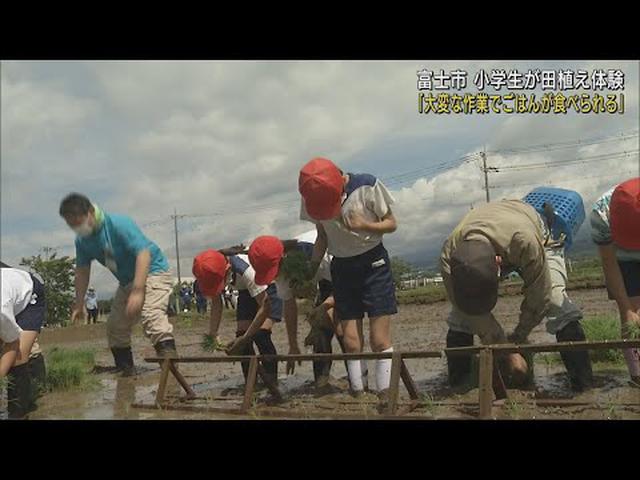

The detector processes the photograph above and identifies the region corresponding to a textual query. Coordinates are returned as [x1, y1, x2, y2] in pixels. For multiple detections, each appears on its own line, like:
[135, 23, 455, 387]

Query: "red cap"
[192, 249, 228, 297]
[299, 157, 344, 221]
[248, 236, 284, 285]
[611, 177, 640, 250]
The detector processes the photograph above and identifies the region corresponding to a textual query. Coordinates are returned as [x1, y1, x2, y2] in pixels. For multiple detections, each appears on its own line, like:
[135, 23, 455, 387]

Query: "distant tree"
[390, 256, 416, 288]
[20, 247, 75, 326]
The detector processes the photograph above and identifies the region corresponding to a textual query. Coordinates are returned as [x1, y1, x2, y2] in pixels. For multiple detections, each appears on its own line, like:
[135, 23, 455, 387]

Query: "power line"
[488, 170, 638, 190]
[487, 130, 639, 156]
[491, 150, 639, 172]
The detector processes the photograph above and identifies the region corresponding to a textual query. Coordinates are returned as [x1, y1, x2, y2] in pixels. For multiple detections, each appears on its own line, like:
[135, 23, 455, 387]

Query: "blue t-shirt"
[75, 213, 169, 286]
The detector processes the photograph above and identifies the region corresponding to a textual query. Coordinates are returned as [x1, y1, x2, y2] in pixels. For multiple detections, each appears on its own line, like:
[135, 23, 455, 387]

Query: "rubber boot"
[154, 339, 178, 357]
[27, 353, 47, 405]
[253, 330, 284, 403]
[312, 327, 334, 388]
[235, 331, 257, 383]
[556, 322, 593, 392]
[377, 388, 390, 414]
[253, 330, 278, 386]
[7, 363, 34, 419]
[111, 347, 136, 377]
[446, 329, 474, 388]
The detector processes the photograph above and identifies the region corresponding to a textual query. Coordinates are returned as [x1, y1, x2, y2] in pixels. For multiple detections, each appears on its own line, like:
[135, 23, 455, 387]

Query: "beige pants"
[107, 271, 175, 348]
[447, 219, 582, 344]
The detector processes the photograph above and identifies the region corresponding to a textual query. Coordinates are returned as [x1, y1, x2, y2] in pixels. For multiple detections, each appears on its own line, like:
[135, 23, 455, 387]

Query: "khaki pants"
[447, 217, 582, 344]
[107, 271, 175, 348]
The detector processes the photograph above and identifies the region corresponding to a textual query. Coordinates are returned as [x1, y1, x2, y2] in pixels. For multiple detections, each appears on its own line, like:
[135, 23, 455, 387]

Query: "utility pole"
[481, 150, 490, 203]
[171, 209, 187, 314]
[173, 208, 181, 285]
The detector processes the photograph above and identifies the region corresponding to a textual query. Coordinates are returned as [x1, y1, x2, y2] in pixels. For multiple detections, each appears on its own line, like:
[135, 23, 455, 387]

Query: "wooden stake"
[169, 363, 197, 399]
[478, 348, 494, 419]
[400, 359, 420, 400]
[387, 352, 402, 415]
[241, 357, 259, 413]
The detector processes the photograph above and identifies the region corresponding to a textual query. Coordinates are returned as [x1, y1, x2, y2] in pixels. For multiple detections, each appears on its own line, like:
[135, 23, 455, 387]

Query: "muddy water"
[4, 288, 638, 420]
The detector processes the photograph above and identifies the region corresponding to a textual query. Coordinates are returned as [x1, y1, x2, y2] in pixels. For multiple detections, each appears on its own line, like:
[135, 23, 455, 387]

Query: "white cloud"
[0, 69, 98, 158]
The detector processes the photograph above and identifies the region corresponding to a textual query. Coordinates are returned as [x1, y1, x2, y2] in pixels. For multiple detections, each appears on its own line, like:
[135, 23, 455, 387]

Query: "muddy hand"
[226, 336, 248, 356]
[125, 289, 145, 320]
[505, 353, 528, 385]
[304, 325, 324, 347]
[307, 305, 331, 330]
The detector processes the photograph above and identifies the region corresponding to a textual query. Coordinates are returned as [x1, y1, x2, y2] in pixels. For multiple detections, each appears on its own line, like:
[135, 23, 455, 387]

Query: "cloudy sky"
[1, 60, 638, 298]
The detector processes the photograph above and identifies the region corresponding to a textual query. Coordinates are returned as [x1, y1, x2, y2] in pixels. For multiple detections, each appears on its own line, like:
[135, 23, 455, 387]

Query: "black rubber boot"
[254, 329, 278, 384]
[7, 363, 34, 419]
[154, 339, 178, 357]
[111, 347, 136, 377]
[312, 327, 334, 385]
[556, 322, 593, 392]
[27, 354, 47, 404]
[446, 329, 475, 388]
[236, 332, 256, 383]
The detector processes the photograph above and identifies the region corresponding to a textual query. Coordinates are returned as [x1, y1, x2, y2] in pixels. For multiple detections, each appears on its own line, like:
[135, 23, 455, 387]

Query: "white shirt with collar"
[1, 268, 34, 343]
[300, 173, 395, 258]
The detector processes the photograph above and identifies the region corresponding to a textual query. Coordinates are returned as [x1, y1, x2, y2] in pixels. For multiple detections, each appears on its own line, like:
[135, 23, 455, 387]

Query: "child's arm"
[226, 291, 270, 354]
[284, 298, 301, 374]
[598, 244, 639, 331]
[311, 224, 328, 265]
[209, 294, 223, 339]
[347, 209, 397, 234]
[241, 290, 270, 340]
[284, 298, 299, 352]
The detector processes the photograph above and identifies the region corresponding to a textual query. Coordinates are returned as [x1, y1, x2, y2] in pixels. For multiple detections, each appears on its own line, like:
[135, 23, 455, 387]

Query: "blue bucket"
[522, 187, 585, 249]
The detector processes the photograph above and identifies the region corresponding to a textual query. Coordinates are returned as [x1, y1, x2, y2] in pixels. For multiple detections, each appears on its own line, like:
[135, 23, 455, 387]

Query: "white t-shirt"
[590, 187, 640, 262]
[274, 230, 333, 301]
[300, 173, 395, 258]
[1, 268, 34, 343]
[227, 254, 268, 298]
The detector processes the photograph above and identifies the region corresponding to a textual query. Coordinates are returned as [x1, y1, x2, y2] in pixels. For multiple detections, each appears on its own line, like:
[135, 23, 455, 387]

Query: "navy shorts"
[236, 284, 283, 322]
[330, 243, 397, 320]
[314, 279, 334, 308]
[15, 274, 46, 333]
[608, 261, 640, 298]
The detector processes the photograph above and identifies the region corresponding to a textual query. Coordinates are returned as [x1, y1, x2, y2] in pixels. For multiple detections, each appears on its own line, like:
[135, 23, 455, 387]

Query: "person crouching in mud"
[1, 265, 47, 419]
[440, 197, 594, 393]
[192, 248, 284, 400]
[590, 178, 640, 387]
[248, 230, 365, 394]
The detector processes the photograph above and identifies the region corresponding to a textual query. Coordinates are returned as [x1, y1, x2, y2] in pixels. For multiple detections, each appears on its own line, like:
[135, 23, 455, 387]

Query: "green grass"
[582, 315, 625, 364]
[45, 347, 99, 391]
[396, 284, 447, 305]
[625, 321, 640, 339]
[201, 334, 227, 353]
[535, 352, 563, 368]
[505, 398, 524, 419]
[397, 257, 606, 306]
